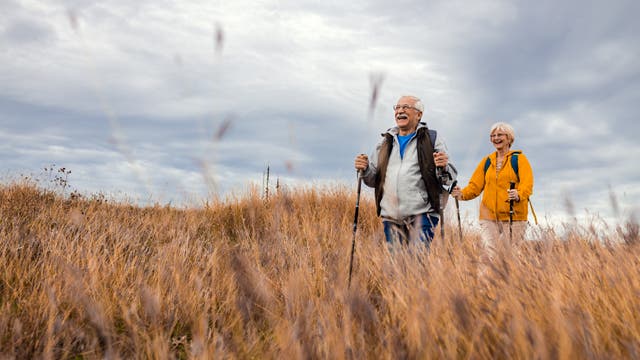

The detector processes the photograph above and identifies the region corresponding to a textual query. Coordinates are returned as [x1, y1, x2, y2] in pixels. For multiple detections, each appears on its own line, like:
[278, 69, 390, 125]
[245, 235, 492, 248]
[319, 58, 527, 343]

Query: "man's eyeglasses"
[393, 104, 418, 111]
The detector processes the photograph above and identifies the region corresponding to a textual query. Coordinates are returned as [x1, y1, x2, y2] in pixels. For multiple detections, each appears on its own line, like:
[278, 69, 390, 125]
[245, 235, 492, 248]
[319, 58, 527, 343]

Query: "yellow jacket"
[460, 150, 533, 221]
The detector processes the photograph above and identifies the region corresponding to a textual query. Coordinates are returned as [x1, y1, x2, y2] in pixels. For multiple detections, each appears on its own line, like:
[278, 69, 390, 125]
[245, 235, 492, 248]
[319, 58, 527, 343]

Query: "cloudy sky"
[1, 0, 638, 226]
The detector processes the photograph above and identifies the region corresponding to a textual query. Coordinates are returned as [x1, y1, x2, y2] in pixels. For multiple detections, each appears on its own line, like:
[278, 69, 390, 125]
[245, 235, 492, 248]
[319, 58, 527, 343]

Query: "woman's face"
[490, 130, 510, 151]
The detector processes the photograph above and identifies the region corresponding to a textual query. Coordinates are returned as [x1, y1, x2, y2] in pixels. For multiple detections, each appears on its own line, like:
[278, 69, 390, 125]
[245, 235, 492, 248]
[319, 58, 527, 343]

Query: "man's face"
[394, 96, 422, 134]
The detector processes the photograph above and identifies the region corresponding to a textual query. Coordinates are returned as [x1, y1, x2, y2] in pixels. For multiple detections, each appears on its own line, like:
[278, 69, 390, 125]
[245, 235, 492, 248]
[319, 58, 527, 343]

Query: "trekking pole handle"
[509, 182, 516, 213]
[449, 180, 457, 194]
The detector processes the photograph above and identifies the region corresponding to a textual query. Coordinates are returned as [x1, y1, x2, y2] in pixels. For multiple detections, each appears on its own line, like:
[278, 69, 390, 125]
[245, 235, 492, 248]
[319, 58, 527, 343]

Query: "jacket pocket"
[497, 200, 510, 218]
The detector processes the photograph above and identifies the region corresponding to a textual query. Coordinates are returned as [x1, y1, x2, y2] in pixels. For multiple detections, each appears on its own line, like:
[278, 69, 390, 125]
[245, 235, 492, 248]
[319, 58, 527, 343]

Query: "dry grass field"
[1, 181, 639, 359]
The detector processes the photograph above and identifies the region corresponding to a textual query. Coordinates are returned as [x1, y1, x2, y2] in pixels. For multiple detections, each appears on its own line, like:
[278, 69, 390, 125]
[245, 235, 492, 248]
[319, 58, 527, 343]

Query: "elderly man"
[354, 95, 457, 247]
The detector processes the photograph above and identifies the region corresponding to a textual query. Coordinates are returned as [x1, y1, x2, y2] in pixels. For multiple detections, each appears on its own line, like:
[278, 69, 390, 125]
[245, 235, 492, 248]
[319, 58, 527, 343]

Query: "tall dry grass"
[1, 181, 639, 359]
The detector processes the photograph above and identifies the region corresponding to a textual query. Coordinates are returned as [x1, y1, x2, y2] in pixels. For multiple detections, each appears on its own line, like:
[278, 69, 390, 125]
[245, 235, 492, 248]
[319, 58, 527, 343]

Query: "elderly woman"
[451, 122, 533, 253]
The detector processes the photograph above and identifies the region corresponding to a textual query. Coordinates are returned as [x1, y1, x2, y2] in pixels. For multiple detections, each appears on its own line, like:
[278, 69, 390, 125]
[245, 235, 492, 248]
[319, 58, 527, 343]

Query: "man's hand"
[433, 152, 448, 168]
[354, 154, 369, 171]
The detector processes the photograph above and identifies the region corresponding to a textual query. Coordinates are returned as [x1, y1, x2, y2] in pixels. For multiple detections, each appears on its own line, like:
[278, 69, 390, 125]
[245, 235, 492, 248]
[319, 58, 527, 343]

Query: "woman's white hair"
[490, 122, 516, 145]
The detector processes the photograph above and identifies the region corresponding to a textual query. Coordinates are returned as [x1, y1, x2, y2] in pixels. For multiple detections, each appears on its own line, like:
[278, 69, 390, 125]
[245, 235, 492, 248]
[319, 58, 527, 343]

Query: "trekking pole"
[509, 182, 515, 242]
[449, 180, 462, 242]
[435, 152, 448, 242]
[438, 174, 453, 242]
[439, 192, 445, 241]
[348, 169, 364, 289]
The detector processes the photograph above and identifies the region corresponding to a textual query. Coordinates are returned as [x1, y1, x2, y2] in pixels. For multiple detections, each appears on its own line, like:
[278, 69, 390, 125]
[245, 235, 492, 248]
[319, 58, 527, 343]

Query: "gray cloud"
[1, 0, 638, 224]
[1, 18, 56, 45]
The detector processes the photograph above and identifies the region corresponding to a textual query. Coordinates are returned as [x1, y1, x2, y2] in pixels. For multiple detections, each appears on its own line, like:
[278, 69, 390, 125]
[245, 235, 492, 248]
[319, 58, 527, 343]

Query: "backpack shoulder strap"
[511, 151, 522, 181]
[428, 129, 437, 148]
[483, 156, 491, 175]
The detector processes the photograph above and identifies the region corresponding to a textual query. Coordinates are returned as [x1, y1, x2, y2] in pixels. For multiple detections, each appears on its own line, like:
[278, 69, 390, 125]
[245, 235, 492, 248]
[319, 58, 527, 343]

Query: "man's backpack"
[483, 151, 538, 224]
[428, 129, 437, 148]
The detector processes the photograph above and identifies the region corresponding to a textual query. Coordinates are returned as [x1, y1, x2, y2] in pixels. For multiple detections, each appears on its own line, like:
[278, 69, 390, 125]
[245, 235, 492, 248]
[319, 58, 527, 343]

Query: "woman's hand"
[507, 188, 520, 201]
[451, 186, 462, 200]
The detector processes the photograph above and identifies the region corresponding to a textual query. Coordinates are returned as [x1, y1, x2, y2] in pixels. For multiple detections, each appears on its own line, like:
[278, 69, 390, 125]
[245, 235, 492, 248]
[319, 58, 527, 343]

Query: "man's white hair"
[399, 95, 424, 112]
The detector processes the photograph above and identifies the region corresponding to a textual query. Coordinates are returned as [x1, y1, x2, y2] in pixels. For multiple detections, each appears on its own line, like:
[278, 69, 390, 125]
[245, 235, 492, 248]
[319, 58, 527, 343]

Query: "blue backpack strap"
[417, 123, 438, 147]
[483, 156, 491, 175]
[428, 129, 437, 148]
[511, 151, 521, 181]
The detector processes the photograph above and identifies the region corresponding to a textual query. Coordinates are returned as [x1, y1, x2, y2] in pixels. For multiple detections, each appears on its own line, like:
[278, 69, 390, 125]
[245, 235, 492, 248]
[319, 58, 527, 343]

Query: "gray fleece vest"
[374, 127, 442, 217]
